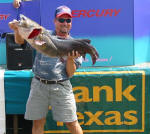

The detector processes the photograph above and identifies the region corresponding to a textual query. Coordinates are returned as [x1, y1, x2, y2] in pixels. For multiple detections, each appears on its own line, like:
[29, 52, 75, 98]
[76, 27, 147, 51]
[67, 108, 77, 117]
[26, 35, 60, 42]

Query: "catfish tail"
[89, 45, 99, 65]
[73, 39, 99, 65]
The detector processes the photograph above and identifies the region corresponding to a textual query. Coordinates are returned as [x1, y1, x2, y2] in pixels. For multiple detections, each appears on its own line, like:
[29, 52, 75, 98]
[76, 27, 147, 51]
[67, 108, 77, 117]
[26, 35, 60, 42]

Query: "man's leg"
[65, 120, 83, 134]
[32, 118, 46, 134]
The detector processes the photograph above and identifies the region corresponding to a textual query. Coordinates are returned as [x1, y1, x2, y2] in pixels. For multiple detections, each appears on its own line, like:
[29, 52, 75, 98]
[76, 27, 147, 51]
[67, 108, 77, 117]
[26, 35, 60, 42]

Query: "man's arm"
[66, 51, 81, 78]
[13, 30, 25, 44]
[8, 20, 25, 45]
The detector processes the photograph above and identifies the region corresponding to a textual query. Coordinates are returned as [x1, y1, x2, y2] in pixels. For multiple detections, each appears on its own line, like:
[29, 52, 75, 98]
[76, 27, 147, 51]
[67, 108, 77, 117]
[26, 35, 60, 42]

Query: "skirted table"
[2, 65, 150, 134]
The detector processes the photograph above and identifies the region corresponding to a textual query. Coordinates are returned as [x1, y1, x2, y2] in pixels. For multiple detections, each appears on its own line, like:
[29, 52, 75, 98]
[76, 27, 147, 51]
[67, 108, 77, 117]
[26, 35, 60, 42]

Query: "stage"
[1, 63, 150, 134]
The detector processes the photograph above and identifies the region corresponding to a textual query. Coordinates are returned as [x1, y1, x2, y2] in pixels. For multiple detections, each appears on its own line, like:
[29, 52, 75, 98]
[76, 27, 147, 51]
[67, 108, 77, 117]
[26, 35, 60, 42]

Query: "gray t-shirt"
[32, 31, 82, 80]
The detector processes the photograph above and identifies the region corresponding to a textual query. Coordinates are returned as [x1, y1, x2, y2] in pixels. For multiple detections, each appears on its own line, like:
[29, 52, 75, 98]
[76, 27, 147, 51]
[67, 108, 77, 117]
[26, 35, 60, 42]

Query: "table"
[2, 65, 150, 134]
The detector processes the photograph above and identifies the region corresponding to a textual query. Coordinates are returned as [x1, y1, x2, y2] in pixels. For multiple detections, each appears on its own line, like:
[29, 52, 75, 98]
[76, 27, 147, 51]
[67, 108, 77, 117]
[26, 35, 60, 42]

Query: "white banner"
[0, 69, 6, 134]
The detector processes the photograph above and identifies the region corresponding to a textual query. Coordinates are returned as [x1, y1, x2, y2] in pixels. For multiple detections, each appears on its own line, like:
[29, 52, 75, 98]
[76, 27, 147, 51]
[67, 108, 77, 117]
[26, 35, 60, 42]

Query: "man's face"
[54, 14, 72, 36]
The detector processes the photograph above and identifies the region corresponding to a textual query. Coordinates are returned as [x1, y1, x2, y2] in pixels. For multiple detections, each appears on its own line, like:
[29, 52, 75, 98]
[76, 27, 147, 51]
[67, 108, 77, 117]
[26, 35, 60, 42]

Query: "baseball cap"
[55, 5, 72, 18]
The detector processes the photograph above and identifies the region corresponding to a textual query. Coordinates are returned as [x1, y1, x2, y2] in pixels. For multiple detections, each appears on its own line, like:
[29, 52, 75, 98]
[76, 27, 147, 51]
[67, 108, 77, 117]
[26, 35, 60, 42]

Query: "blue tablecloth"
[3, 65, 150, 114]
[4, 69, 33, 114]
[3, 65, 150, 133]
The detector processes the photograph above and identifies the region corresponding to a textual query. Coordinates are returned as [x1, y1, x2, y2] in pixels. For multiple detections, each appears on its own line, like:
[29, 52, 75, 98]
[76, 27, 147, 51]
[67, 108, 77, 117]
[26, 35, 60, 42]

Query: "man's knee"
[32, 118, 46, 131]
[65, 120, 79, 128]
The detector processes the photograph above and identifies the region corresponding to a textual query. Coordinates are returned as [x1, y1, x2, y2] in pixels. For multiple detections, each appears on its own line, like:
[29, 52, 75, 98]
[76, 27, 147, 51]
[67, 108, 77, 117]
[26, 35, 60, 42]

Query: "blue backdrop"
[134, 0, 150, 64]
[40, 0, 134, 66]
[0, 0, 136, 66]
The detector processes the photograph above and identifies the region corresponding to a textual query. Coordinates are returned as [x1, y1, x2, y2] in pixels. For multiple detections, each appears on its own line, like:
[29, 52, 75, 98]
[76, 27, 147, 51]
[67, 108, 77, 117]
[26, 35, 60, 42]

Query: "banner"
[44, 68, 150, 133]
[1, 0, 150, 66]
[0, 69, 6, 134]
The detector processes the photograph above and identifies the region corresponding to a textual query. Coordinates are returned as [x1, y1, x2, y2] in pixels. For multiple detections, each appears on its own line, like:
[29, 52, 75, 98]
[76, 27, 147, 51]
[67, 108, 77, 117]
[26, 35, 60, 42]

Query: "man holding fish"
[9, 5, 83, 134]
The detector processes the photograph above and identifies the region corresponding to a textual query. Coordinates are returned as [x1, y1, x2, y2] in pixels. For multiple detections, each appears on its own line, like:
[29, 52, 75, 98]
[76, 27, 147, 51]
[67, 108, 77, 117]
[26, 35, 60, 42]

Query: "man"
[13, 0, 21, 8]
[9, 5, 83, 134]
[13, 0, 32, 8]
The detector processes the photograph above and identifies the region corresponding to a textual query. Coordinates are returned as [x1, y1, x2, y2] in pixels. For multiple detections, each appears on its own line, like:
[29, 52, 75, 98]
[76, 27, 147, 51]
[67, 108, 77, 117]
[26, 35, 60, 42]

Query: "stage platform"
[0, 63, 150, 133]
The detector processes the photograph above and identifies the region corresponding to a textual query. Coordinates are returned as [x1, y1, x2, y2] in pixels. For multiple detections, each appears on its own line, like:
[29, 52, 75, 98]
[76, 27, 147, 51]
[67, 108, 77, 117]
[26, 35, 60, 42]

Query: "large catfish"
[9, 14, 99, 65]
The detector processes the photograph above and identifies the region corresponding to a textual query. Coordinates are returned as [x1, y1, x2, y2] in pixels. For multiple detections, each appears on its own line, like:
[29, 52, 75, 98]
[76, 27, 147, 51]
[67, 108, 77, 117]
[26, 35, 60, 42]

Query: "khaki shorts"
[24, 77, 77, 122]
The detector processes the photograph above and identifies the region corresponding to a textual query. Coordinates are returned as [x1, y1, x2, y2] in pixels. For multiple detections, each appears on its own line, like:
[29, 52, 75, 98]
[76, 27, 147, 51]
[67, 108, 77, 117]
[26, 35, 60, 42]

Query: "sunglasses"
[57, 18, 72, 23]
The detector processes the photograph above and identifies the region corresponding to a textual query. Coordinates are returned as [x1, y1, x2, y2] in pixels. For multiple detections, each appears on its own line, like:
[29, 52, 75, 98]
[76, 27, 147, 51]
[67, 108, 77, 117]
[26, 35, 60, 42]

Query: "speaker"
[6, 33, 33, 70]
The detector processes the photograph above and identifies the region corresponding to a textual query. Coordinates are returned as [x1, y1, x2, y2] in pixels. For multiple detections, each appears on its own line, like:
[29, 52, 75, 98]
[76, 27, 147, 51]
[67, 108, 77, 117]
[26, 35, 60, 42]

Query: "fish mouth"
[20, 14, 26, 20]
[28, 28, 42, 39]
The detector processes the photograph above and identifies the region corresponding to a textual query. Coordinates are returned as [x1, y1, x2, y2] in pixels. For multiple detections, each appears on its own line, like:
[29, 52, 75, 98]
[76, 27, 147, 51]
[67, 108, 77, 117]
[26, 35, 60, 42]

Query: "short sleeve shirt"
[32, 31, 82, 80]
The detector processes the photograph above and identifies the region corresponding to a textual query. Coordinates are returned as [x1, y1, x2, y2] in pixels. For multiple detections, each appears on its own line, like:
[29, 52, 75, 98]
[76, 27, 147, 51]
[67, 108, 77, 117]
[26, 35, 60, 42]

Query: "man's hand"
[8, 19, 19, 31]
[66, 50, 80, 78]
[67, 50, 80, 61]
[8, 20, 25, 44]
[13, 0, 21, 8]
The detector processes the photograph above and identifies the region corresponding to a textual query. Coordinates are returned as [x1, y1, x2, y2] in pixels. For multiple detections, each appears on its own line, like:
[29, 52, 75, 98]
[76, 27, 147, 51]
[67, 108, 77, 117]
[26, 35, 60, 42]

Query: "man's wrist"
[67, 57, 75, 62]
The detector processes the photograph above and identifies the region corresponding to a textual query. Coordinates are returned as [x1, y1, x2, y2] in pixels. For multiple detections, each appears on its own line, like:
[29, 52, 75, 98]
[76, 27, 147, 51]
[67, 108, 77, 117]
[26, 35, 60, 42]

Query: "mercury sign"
[0, 14, 10, 20]
[72, 9, 121, 17]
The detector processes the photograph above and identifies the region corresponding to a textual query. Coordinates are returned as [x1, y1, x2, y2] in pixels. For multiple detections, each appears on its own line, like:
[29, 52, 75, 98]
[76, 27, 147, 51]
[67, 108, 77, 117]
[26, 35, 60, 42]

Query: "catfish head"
[17, 14, 42, 40]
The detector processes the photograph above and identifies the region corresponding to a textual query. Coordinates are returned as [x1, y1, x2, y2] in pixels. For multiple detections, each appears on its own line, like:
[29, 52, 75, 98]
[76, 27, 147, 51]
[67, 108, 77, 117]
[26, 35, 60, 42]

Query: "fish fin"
[75, 39, 91, 44]
[59, 57, 65, 62]
[34, 40, 46, 46]
[91, 50, 99, 65]
[43, 33, 58, 51]
[82, 53, 86, 60]
[28, 28, 41, 39]
[92, 55, 97, 65]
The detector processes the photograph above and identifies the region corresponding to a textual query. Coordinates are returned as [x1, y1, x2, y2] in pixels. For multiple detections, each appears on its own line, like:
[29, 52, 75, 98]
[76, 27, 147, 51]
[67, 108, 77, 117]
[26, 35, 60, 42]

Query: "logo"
[72, 9, 121, 18]
[0, 14, 10, 20]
